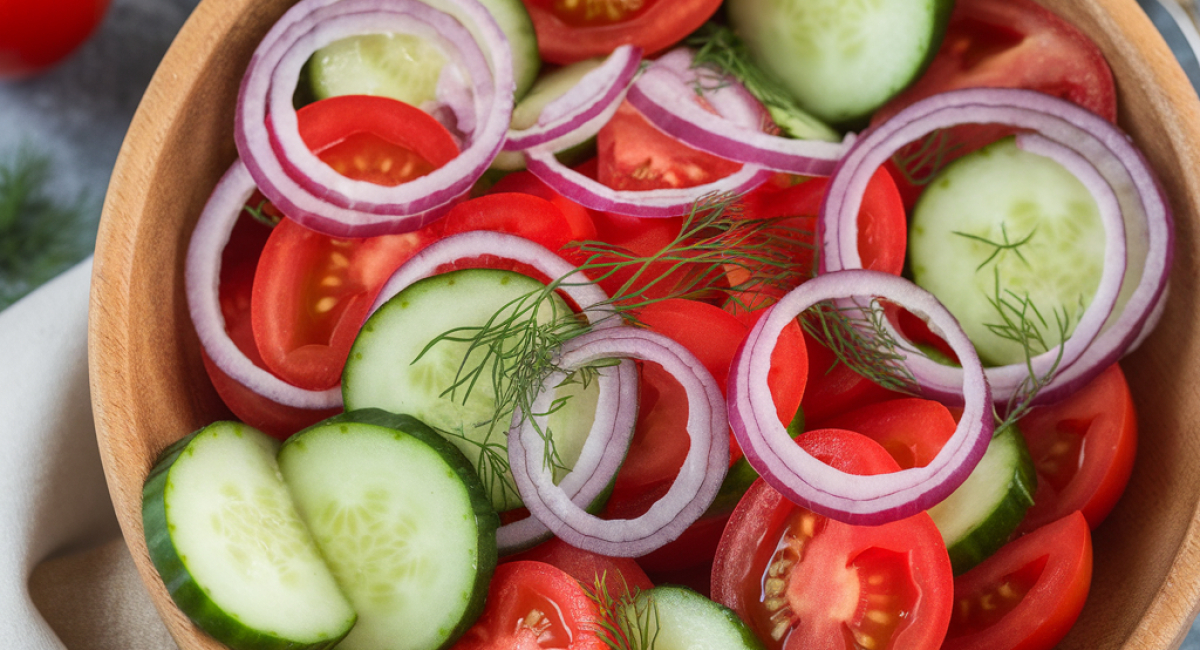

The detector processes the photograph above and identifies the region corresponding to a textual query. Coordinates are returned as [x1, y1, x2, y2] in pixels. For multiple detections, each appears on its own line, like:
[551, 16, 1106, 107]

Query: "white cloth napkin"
[0, 259, 174, 649]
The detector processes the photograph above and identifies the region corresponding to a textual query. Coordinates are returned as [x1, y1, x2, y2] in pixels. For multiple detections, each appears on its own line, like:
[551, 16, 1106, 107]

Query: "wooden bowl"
[88, 0, 1200, 648]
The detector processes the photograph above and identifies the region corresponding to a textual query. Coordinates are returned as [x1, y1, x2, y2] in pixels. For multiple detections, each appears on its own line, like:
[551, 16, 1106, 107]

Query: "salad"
[139, 0, 1172, 649]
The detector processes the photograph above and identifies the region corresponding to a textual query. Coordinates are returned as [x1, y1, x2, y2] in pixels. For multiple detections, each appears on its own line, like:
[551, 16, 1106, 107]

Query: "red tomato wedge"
[1016, 364, 1137, 532]
[505, 537, 653, 598]
[520, 0, 722, 64]
[598, 100, 743, 192]
[943, 511, 1092, 650]
[816, 397, 958, 470]
[450, 561, 608, 650]
[439, 192, 579, 251]
[201, 205, 340, 439]
[487, 171, 599, 242]
[712, 430, 953, 650]
[799, 330, 898, 425]
[250, 96, 458, 391]
[872, 0, 1117, 208]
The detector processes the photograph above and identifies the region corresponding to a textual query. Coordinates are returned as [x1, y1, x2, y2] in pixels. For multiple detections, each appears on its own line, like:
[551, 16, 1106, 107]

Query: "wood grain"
[87, 0, 1200, 648]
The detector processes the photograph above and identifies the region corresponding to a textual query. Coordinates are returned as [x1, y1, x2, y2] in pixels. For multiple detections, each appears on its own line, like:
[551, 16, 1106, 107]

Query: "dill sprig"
[566, 191, 815, 311]
[982, 266, 1071, 428]
[586, 576, 658, 650]
[0, 148, 92, 310]
[891, 129, 968, 189]
[243, 198, 281, 228]
[415, 286, 593, 487]
[953, 224, 1037, 271]
[801, 296, 920, 395]
[686, 23, 841, 143]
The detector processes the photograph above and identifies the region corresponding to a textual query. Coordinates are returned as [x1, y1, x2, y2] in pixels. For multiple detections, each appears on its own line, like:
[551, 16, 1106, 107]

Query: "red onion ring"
[626, 48, 849, 176]
[524, 147, 772, 218]
[821, 88, 1170, 406]
[728, 270, 993, 525]
[185, 160, 342, 410]
[503, 45, 643, 153]
[365, 232, 636, 553]
[509, 327, 728, 557]
[236, 0, 514, 237]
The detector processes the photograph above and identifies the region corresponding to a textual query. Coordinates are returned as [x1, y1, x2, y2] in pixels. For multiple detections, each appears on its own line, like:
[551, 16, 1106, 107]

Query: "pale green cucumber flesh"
[926, 424, 1037, 575]
[306, 0, 540, 104]
[728, 0, 953, 125]
[278, 409, 498, 650]
[343, 268, 600, 513]
[909, 137, 1107, 366]
[142, 422, 355, 650]
[622, 586, 766, 650]
[307, 33, 450, 108]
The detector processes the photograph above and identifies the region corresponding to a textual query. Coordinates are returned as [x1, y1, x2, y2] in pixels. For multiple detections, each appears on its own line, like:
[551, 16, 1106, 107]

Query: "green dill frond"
[981, 267, 1071, 429]
[890, 129, 967, 189]
[953, 223, 1037, 271]
[586, 576, 658, 650]
[686, 23, 840, 143]
[0, 148, 93, 310]
[243, 199, 281, 228]
[801, 296, 919, 395]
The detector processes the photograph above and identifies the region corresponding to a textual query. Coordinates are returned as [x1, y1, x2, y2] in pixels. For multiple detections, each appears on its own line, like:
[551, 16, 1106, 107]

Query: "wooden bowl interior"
[88, 0, 1200, 648]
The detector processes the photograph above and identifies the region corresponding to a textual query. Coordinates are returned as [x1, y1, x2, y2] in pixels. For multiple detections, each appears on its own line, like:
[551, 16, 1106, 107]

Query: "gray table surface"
[1, 0, 1198, 647]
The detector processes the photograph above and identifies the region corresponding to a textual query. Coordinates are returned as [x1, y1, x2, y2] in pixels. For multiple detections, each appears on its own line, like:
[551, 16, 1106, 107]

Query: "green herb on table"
[0, 149, 92, 310]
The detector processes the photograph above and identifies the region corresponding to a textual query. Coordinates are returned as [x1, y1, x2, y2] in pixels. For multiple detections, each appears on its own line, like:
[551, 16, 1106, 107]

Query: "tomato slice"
[872, 0, 1117, 208]
[712, 430, 953, 650]
[943, 511, 1092, 650]
[1015, 364, 1136, 533]
[487, 171, 599, 242]
[815, 397, 958, 470]
[505, 537, 654, 598]
[201, 206, 340, 439]
[450, 561, 608, 650]
[799, 330, 898, 425]
[598, 100, 743, 192]
[439, 192, 578, 251]
[250, 96, 458, 390]
[520, 0, 722, 64]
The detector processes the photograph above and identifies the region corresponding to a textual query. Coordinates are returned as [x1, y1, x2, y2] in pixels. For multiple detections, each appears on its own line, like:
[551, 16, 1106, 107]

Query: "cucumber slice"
[306, 33, 450, 108]
[278, 410, 498, 650]
[909, 137, 1106, 366]
[727, 0, 953, 126]
[306, 0, 541, 104]
[620, 586, 765, 650]
[343, 268, 600, 513]
[142, 422, 356, 650]
[927, 423, 1036, 575]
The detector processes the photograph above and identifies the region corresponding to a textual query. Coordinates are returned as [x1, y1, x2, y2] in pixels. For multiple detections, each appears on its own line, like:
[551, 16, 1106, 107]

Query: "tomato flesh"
[712, 430, 953, 650]
[943, 511, 1092, 650]
[537, 0, 650, 27]
[451, 561, 608, 650]
[1016, 364, 1136, 532]
[521, 0, 721, 64]
[249, 96, 459, 391]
